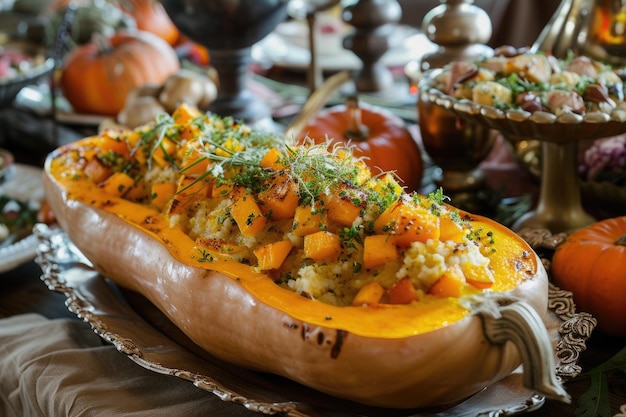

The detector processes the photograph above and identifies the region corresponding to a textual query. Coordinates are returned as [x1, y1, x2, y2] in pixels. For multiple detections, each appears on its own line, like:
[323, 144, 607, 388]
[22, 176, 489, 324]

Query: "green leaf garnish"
[574, 346, 626, 417]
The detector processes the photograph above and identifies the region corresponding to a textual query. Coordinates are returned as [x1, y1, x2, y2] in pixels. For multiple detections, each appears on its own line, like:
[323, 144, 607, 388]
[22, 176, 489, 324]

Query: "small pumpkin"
[60, 29, 180, 116]
[118, 0, 180, 45]
[551, 217, 626, 337]
[295, 97, 424, 192]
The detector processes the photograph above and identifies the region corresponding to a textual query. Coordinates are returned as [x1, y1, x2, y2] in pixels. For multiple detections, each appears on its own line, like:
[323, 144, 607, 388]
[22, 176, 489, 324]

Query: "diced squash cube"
[172, 102, 201, 125]
[98, 132, 131, 158]
[125, 131, 142, 149]
[177, 109, 202, 140]
[152, 137, 177, 167]
[260, 148, 284, 171]
[254, 240, 294, 270]
[168, 176, 212, 216]
[181, 176, 212, 196]
[180, 124, 202, 141]
[101, 172, 135, 197]
[304, 231, 341, 262]
[324, 184, 367, 227]
[352, 281, 385, 306]
[132, 147, 147, 165]
[125, 182, 149, 202]
[439, 213, 466, 243]
[180, 156, 210, 176]
[464, 263, 495, 289]
[373, 197, 440, 247]
[151, 182, 177, 210]
[258, 173, 299, 220]
[84, 158, 113, 184]
[231, 195, 267, 236]
[429, 264, 466, 298]
[212, 182, 233, 198]
[292, 204, 327, 236]
[387, 277, 420, 305]
[363, 234, 398, 269]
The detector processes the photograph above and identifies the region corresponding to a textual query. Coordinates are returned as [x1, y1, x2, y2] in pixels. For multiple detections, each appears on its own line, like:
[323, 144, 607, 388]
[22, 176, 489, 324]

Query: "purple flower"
[580, 135, 626, 184]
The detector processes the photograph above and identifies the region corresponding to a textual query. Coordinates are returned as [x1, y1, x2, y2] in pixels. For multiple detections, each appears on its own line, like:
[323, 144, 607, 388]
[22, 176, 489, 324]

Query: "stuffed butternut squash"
[43, 104, 568, 409]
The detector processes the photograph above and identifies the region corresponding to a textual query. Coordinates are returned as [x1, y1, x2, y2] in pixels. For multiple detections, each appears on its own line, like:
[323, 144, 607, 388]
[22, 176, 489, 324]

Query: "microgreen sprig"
[285, 141, 363, 206]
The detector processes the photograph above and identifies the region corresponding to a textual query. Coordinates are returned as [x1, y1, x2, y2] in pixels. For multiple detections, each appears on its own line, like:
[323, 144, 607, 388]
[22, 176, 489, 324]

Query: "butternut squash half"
[42, 104, 568, 409]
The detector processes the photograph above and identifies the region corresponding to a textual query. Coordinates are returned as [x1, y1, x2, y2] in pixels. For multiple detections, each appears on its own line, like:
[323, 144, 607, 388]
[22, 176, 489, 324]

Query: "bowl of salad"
[0, 39, 53, 107]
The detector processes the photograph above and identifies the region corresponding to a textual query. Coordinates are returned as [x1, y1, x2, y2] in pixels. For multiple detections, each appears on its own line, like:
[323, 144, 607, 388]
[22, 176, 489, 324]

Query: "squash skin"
[43, 151, 550, 409]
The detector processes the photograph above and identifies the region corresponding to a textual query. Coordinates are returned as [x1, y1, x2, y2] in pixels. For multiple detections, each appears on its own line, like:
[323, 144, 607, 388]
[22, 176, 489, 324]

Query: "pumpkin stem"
[344, 96, 369, 141]
[616, 234, 626, 245]
[91, 32, 113, 54]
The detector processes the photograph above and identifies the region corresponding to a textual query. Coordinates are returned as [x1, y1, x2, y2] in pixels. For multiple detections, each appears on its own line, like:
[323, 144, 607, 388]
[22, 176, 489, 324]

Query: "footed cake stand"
[421, 70, 626, 233]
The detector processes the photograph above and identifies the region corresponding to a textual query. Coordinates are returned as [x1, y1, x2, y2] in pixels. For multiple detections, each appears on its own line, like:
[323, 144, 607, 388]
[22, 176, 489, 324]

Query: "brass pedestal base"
[512, 141, 595, 233]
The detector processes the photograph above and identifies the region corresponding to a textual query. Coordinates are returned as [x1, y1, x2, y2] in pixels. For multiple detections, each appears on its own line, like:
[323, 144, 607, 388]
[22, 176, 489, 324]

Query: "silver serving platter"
[34, 224, 596, 417]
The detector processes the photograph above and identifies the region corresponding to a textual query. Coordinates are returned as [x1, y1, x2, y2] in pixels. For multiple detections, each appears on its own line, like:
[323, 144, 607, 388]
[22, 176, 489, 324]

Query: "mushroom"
[117, 95, 166, 128]
[158, 69, 218, 113]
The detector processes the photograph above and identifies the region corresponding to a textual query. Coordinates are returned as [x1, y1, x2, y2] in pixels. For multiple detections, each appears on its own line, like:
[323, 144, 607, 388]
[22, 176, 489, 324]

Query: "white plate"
[0, 164, 43, 273]
[0, 233, 38, 273]
[252, 23, 437, 72]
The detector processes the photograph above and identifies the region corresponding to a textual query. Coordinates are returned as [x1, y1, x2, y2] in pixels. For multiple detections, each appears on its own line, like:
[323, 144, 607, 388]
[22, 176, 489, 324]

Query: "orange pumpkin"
[118, 0, 180, 45]
[295, 98, 424, 192]
[551, 216, 626, 337]
[60, 30, 180, 116]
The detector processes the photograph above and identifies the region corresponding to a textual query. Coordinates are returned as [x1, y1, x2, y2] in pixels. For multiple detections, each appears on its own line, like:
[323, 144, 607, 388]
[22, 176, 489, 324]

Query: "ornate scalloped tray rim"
[33, 224, 597, 417]
[420, 70, 626, 143]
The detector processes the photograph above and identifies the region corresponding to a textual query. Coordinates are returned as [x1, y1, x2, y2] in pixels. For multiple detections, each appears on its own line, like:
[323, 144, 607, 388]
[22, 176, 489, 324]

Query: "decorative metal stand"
[419, 0, 493, 71]
[160, 0, 289, 128]
[341, 0, 402, 92]
[417, 0, 496, 196]
[287, 0, 342, 94]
